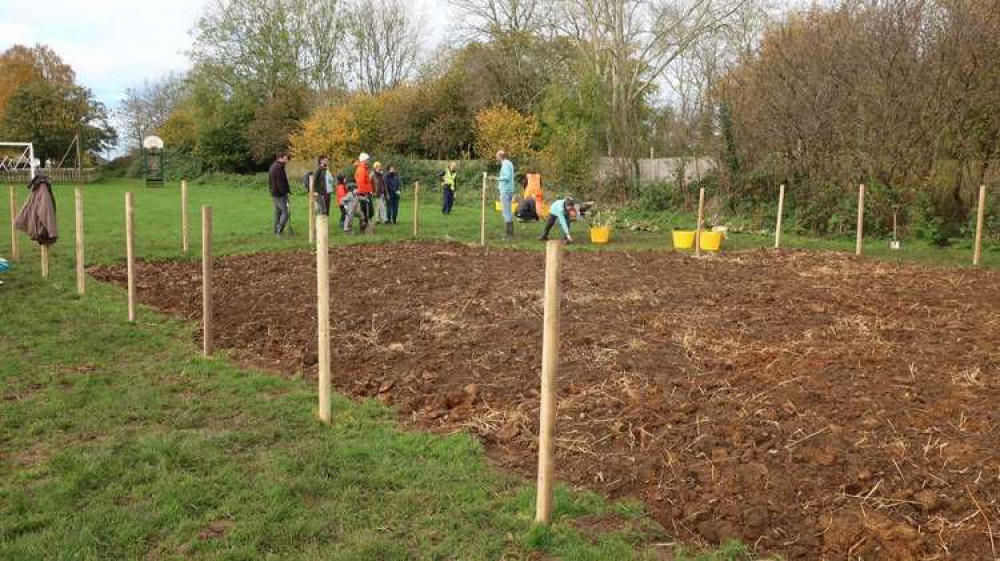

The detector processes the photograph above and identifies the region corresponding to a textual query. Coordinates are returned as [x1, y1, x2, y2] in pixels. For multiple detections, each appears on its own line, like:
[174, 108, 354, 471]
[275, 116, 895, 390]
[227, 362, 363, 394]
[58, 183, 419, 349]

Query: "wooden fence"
[1, 168, 100, 184]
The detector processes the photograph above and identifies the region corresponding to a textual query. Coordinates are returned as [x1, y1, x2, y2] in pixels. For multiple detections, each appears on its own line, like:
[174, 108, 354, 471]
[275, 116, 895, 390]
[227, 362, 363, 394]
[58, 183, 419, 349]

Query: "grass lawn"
[1, 178, 767, 560]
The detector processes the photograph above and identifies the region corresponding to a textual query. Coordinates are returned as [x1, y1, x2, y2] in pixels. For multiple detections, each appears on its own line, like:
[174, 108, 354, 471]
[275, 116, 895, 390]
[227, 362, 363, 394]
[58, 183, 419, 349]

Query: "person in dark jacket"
[385, 165, 401, 224]
[268, 153, 291, 235]
[313, 155, 331, 215]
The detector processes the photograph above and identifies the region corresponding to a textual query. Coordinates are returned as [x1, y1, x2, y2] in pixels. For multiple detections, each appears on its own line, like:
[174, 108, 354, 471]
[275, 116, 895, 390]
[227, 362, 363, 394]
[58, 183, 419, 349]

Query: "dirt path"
[92, 242, 1000, 559]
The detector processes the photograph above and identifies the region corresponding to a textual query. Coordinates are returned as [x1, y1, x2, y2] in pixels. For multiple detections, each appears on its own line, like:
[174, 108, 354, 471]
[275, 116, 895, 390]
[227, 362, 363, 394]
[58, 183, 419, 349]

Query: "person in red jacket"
[335, 174, 348, 229]
[354, 153, 374, 230]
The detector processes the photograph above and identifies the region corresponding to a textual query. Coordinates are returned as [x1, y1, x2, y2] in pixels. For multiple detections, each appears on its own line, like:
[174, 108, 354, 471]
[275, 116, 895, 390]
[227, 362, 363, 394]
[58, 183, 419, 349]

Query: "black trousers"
[387, 192, 400, 223]
[358, 195, 374, 222]
[541, 214, 568, 239]
[442, 187, 454, 214]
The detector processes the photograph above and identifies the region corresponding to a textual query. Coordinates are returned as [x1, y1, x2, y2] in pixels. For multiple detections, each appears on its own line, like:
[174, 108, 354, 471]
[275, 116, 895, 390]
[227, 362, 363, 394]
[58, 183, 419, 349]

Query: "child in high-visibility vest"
[439, 162, 457, 215]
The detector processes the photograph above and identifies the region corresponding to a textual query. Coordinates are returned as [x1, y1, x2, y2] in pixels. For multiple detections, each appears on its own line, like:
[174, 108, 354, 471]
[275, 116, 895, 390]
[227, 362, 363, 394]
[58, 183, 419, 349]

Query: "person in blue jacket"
[496, 150, 515, 240]
[539, 197, 577, 243]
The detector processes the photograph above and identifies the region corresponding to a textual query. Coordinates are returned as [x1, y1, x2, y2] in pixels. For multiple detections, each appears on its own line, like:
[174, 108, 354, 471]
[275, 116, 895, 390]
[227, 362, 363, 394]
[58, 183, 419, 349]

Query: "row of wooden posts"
[5, 178, 992, 526]
[691, 183, 991, 265]
[6, 175, 561, 523]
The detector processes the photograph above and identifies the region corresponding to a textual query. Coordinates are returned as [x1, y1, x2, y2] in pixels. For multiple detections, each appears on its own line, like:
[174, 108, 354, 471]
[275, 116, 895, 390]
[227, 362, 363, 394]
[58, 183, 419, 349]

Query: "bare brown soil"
[92, 242, 1000, 559]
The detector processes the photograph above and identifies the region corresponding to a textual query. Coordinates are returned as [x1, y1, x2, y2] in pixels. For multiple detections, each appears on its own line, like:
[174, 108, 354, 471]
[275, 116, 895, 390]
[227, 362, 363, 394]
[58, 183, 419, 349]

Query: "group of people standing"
[267, 152, 402, 236]
[267, 148, 579, 242]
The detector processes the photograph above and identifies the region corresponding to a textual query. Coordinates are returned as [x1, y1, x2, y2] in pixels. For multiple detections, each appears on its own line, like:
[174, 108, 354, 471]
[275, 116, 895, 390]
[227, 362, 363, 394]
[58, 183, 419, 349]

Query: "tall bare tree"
[190, 0, 346, 95]
[116, 73, 187, 150]
[346, 0, 422, 94]
[451, 0, 549, 38]
[555, 0, 744, 192]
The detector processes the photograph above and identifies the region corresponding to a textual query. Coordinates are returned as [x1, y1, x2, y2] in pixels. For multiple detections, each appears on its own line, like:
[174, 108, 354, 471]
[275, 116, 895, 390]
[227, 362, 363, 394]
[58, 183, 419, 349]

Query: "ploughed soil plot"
[92, 243, 1000, 559]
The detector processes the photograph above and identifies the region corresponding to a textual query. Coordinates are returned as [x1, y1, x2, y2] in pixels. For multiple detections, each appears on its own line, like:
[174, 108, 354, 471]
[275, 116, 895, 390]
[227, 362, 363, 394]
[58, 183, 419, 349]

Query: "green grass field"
[2, 179, 772, 560]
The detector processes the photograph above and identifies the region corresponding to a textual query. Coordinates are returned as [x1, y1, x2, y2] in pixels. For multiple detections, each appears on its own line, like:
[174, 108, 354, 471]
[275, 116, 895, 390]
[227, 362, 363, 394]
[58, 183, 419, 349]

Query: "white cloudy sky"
[0, 0, 452, 110]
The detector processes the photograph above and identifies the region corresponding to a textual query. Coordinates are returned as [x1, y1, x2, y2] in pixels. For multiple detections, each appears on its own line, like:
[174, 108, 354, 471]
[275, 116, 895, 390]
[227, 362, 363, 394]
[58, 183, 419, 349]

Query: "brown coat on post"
[15, 177, 58, 245]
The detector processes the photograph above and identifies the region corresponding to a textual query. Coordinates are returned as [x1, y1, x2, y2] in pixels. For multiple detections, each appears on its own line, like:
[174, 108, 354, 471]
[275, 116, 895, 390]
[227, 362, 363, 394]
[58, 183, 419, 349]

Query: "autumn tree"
[0, 82, 115, 161]
[0, 44, 74, 119]
[473, 103, 538, 160]
[289, 104, 362, 164]
[246, 86, 312, 163]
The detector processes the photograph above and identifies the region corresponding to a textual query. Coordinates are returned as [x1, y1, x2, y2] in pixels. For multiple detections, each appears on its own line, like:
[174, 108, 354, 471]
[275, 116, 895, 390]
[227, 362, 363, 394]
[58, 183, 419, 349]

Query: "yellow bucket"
[494, 201, 516, 213]
[590, 226, 611, 244]
[699, 231, 723, 252]
[672, 230, 696, 250]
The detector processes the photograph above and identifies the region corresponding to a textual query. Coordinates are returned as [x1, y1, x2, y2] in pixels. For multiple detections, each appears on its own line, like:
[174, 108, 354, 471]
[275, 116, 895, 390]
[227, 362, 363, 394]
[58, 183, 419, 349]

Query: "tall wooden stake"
[856, 184, 865, 257]
[125, 192, 136, 322]
[535, 240, 564, 525]
[480, 172, 487, 246]
[40, 245, 49, 277]
[695, 187, 706, 257]
[316, 214, 331, 423]
[181, 180, 189, 253]
[413, 182, 420, 238]
[75, 187, 85, 294]
[202, 206, 213, 355]
[308, 174, 316, 244]
[973, 184, 987, 266]
[775, 184, 786, 249]
[9, 185, 18, 261]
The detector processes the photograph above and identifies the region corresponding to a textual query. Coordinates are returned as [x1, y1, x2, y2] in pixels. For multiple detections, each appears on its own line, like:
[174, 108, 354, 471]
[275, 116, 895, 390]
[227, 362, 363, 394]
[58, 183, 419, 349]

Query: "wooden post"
[9, 185, 18, 261]
[413, 181, 420, 238]
[973, 184, 987, 266]
[181, 180, 189, 253]
[535, 240, 564, 525]
[316, 214, 331, 423]
[480, 172, 487, 246]
[695, 187, 706, 257]
[308, 174, 316, 244]
[75, 187, 85, 294]
[125, 192, 136, 322]
[40, 245, 49, 277]
[775, 184, 785, 249]
[856, 184, 865, 257]
[202, 206, 213, 355]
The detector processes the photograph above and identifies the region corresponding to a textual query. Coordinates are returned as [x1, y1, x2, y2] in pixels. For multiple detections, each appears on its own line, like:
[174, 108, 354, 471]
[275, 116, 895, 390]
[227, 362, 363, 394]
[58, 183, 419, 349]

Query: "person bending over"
[539, 197, 577, 243]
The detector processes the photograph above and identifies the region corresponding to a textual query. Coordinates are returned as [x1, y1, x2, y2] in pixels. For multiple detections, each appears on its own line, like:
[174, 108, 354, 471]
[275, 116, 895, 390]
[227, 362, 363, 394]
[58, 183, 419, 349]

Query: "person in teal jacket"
[496, 150, 515, 240]
[539, 197, 577, 243]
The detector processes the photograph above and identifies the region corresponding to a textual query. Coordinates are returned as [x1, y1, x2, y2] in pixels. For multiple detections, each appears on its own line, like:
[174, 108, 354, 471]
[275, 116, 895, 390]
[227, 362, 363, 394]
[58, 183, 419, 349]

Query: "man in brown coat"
[15, 175, 58, 245]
